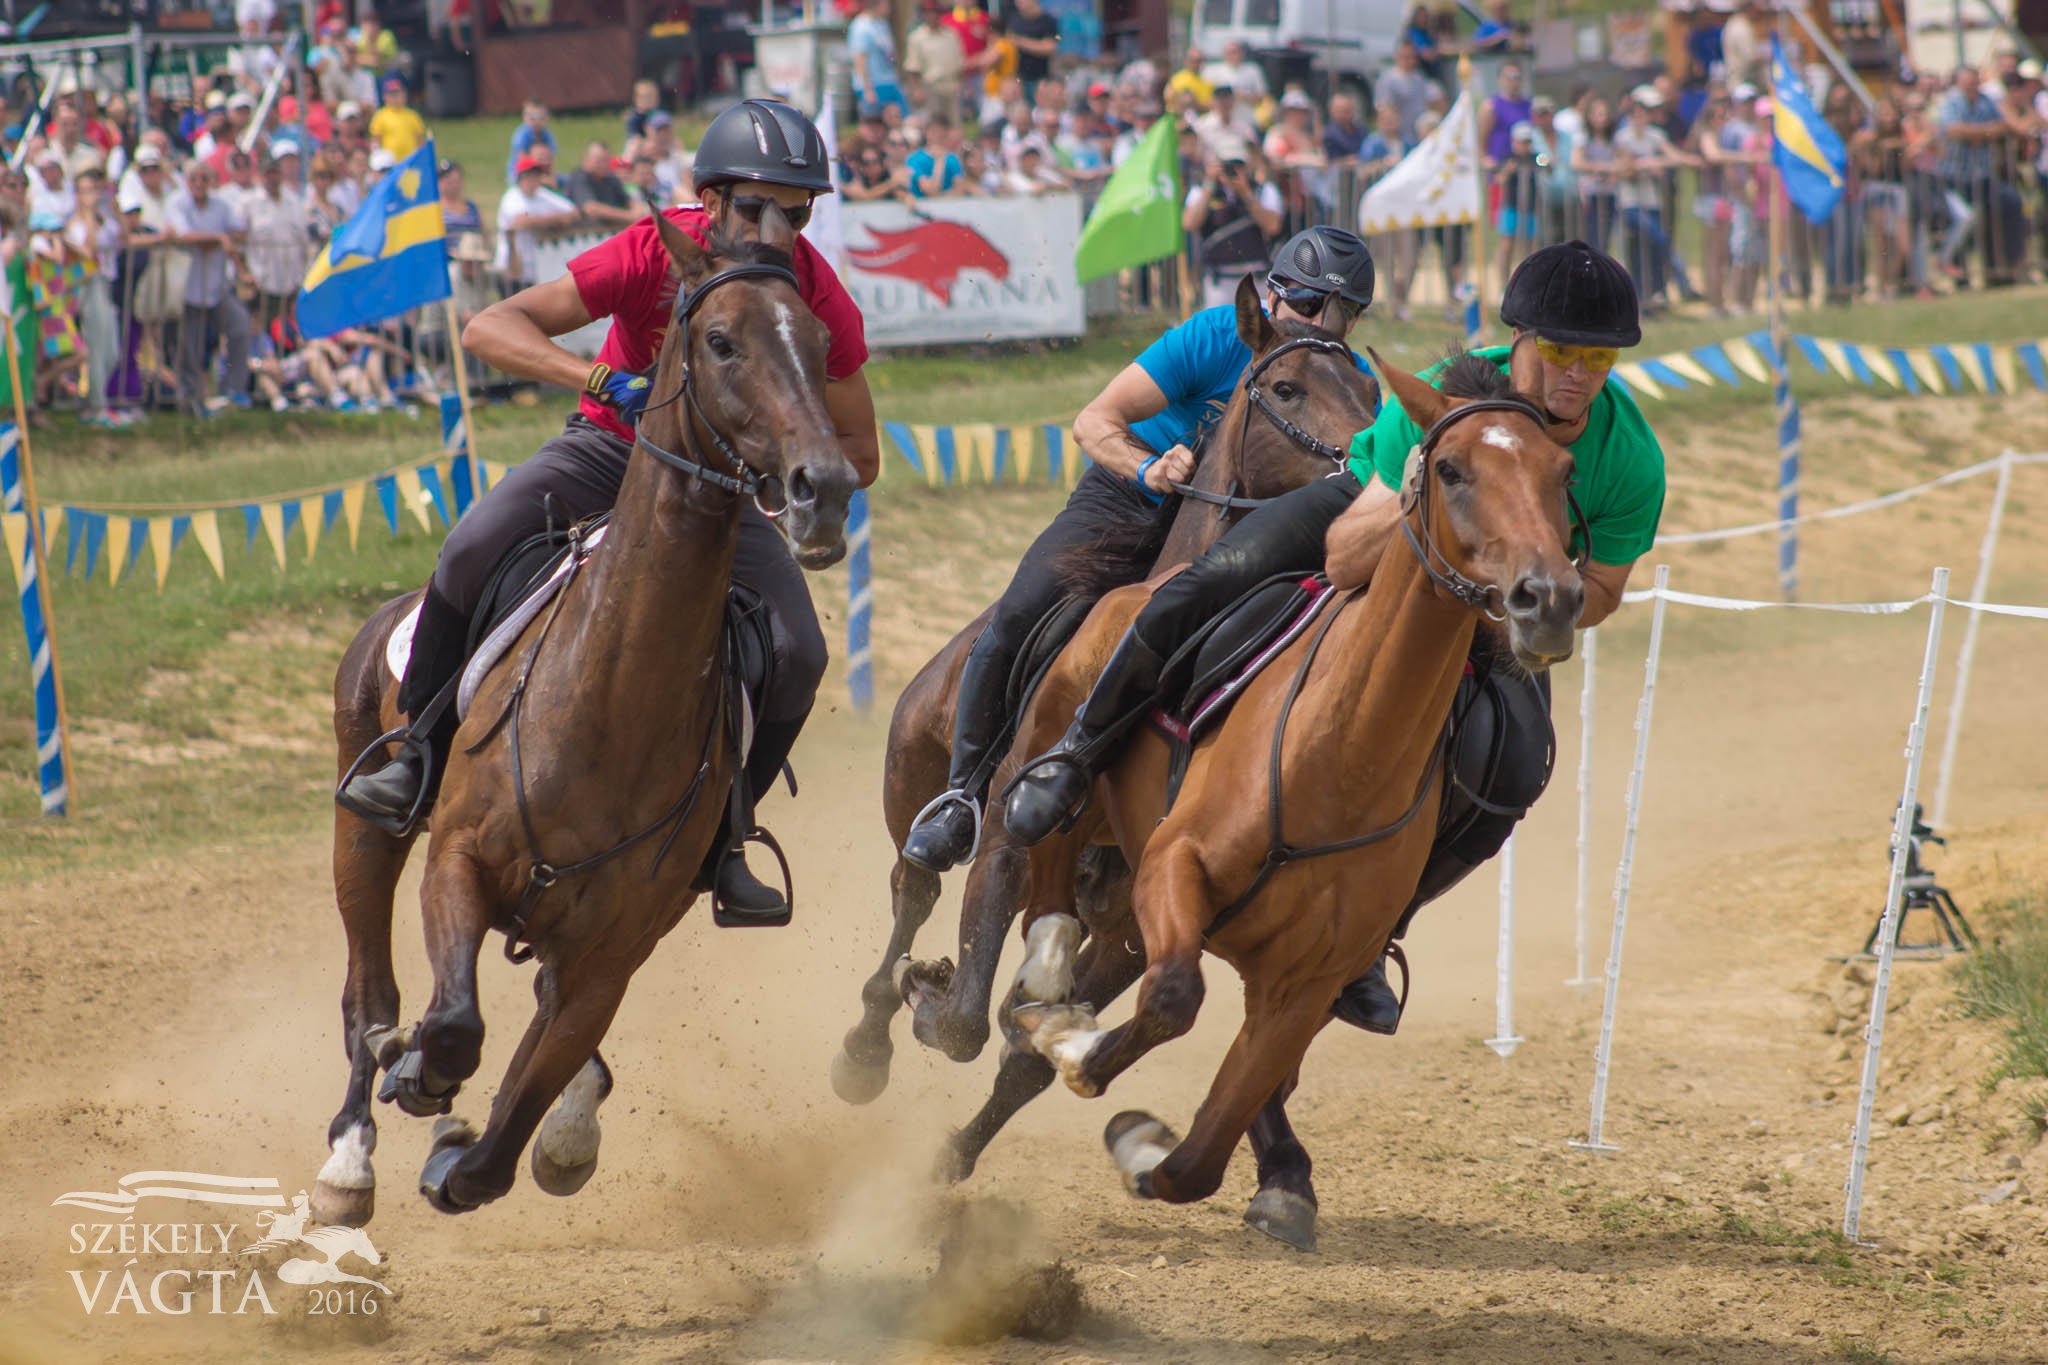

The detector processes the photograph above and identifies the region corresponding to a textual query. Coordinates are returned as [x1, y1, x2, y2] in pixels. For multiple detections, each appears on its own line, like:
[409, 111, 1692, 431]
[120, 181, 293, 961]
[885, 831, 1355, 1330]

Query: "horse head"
[1369, 347, 1585, 670]
[1219, 271, 1378, 501]
[648, 205, 855, 568]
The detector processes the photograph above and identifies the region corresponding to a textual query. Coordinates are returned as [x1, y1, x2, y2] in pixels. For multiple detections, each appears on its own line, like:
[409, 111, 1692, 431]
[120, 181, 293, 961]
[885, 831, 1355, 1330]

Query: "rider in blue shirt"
[901, 225, 1378, 872]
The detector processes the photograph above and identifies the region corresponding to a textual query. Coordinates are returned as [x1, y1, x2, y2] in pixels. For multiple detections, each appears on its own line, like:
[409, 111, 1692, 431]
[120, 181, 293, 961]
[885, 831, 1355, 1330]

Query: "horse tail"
[1048, 495, 1177, 599]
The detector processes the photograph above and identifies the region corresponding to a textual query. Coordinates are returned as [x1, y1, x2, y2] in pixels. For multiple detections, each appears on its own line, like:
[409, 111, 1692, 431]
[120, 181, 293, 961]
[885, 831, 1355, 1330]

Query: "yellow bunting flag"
[910, 425, 941, 487]
[1011, 425, 1035, 484]
[1612, 362, 1663, 401]
[1952, 345, 1990, 394]
[433, 460, 456, 524]
[1660, 352, 1717, 388]
[191, 509, 226, 580]
[299, 496, 323, 560]
[43, 504, 63, 549]
[259, 500, 289, 570]
[1905, 349, 1945, 394]
[393, 467, 433, 531]
[148, 516, 175, 589]
[108, 518, 131, 587]
[1, 511, 27, 590]
[1861, 348, 1901, 389]
[1811, 338, 1856, 384]
[1991, 345, 2019, 396]
[483, 460, 510, 489]
[967, 424, 998, 484]
[1720, 337, 1772, 384]
[342, 481, 367, 550]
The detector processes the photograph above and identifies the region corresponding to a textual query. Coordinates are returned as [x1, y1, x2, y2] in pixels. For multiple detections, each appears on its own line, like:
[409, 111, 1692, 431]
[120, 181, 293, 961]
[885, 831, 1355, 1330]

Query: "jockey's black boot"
[901, 630, 1007, 873]
[337, 584, 470, 832]
[1330, 955, 1403, 1035]
[1004, 631, 1167, 847]
[701, 714, 805, 927]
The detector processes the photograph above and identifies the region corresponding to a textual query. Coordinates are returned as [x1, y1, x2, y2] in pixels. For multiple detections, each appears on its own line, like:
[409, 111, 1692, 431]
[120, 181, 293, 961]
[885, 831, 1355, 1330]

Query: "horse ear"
[653, 210, 711, 284]
[1368, 346, 1452, 432]
[1234, 272, 1274, 353]
[755, 198, 797, 254]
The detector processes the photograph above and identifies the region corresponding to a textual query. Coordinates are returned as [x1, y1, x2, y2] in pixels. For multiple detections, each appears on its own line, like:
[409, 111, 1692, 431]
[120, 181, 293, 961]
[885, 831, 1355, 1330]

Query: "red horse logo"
[844, 220, 1011, 304]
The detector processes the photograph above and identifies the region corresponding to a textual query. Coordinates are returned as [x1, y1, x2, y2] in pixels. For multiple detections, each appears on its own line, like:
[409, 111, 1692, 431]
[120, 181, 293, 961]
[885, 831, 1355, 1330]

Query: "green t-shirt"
[1345, 346, 1667, 566]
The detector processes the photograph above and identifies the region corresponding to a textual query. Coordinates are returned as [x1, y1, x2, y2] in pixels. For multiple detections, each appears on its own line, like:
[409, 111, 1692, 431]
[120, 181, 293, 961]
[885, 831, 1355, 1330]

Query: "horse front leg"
[313, 811, 417, 1228]
[833, 854, 942, 1104]
[901, 838, 1033, 1062]
[383, 848, 494, 1118]
[1244, 1067, 1318, 1252]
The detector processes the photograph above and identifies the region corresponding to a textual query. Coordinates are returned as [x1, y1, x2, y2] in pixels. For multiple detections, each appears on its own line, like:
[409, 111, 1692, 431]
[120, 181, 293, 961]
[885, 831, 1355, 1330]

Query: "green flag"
[1074, 117, 1183, 284]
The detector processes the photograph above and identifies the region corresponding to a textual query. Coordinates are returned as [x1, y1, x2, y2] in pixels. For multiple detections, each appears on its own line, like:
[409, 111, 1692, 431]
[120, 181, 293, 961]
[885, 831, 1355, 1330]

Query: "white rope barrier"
[1571, 565, 1671, 1156]
[1844, 567, 1951, 1246]
[1933, 450, 2015, 829]
[1568, 629, 1599, 989]
[1485, 835, 1524, 1059]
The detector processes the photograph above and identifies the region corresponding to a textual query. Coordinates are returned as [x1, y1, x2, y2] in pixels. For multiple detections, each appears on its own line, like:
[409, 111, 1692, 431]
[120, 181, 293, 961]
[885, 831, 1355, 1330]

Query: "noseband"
[634, 261, 801, 519]
[1400, 395, 1593, 619]
[1171, 334, 1358, 513]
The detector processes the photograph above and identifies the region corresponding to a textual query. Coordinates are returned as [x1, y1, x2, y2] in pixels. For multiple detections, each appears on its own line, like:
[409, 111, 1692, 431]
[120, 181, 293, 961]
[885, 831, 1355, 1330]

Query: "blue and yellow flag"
[297, 140, 450, 338]
[1769, 36, 1847, 225]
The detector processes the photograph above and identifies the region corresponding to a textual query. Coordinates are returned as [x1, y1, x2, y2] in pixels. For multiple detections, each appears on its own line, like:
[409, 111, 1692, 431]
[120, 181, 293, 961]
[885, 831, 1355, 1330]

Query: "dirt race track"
[8, 429, 2048, 1362]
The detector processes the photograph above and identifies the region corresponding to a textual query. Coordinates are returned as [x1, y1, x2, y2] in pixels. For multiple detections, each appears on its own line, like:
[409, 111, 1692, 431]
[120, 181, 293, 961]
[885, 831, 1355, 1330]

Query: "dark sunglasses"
[1270, 280, 1338, 315]
[725, 192, 813, 231]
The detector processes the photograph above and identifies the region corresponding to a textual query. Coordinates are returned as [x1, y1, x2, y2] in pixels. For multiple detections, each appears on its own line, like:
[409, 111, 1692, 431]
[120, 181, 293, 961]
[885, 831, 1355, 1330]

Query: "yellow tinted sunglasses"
[1533, 338, 1621, 373]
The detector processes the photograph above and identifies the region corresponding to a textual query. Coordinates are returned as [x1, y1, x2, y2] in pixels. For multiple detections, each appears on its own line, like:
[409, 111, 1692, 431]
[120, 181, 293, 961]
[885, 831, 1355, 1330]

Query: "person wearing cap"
[506, 100, 558, 185]
[1183, 144, 1284, 307]
[29, 149, 78, 228]
[1194, 83, 1259, 157]
[903, 0, 968, 119]
[1005, 241, 1664, 1036]
[493, 155, 577, 284]
[900, 225, 1377, 874]
[370, 75, 427, 161]
[641, 112, 692, 203]
[1492, 120, 1542, 284]
[331, 100, 370, 158]
[339, 100, 878, 924]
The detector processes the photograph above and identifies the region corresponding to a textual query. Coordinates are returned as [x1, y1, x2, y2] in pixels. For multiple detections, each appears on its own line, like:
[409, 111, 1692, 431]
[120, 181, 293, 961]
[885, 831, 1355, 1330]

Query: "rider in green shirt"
[1003, 240, 1666, 1035]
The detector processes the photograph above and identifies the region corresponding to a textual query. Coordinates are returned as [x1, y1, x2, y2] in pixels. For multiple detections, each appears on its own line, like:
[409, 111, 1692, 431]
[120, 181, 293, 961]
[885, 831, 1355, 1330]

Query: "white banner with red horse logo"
[837, 195, 1087, 347]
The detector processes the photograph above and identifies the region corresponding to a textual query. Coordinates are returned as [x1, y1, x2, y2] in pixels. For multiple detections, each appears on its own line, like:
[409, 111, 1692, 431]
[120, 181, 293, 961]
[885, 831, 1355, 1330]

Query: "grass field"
[4, 286, 2047, 874]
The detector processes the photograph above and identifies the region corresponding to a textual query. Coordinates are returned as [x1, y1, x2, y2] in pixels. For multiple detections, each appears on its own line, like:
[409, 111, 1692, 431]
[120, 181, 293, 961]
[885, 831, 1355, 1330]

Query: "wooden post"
[442, 296, 483, 496]
[2, 297, 78, 808]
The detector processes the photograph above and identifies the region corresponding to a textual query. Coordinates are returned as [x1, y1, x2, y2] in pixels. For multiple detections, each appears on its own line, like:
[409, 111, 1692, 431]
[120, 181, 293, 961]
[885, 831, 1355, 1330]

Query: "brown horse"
[311, 206, 855, 1224]
[830, 280, 1378, 1113]
[1000, 352, 1582, 1220]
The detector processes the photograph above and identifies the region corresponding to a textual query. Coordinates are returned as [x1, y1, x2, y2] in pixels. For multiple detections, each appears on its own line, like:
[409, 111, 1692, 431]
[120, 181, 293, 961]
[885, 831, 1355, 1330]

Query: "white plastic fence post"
[1485, 835, 1523, 1058]
[1931, 454, 2010, 830]
[1568, 628, 1599, 988]
[1843, 566, 1951, 1246]
[1571, 564, 1670, 1156]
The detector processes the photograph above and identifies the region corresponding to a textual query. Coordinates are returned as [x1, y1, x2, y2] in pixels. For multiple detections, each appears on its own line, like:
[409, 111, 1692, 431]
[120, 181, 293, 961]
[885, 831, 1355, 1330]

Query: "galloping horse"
[312, 205, 854, 1223]
[831, 279, 1378, 1114]
[998, 353, 1582, 1225]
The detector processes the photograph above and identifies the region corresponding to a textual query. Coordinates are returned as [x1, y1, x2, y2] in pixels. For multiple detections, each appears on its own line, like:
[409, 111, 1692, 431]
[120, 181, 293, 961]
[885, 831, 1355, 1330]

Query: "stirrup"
[335, 725, 436, 838]
[909, 787, 985, 864]
[710, 826, 795, 928]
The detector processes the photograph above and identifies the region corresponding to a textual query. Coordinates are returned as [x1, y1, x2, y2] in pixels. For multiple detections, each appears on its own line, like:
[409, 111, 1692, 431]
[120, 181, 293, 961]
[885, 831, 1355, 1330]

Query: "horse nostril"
[788, 468, 817, 508]
[1506, 577, 1545, 617]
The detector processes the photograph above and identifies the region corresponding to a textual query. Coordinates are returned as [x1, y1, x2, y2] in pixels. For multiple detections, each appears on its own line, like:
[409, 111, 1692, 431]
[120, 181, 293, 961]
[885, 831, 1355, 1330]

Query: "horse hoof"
[933, 1134, 978, 1186]
[830, 1048, 891, 1106]
[1243, 1188, 1319, 1253]
[310, 1180, 374, 1229]
[380, 1049, 458, 1118]
[418, 1119, 479, 1214]
[529, 1144, 598, 1197]
[1104, 1110, 1176, 1199]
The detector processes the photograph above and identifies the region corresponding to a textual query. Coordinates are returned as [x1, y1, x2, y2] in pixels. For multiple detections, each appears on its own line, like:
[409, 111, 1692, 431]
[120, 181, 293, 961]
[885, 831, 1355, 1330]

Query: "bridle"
[1399, 395, 1592, 620]
[633, 261, 801, 520]
[1170, 334, 1358, 513]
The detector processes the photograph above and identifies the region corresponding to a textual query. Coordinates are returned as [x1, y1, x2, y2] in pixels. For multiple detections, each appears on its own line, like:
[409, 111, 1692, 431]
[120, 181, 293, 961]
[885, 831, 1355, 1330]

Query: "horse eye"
[707, 331, 735, 358]
[1271, 381, 1299, 401]
[1437, 461, 1466, 487]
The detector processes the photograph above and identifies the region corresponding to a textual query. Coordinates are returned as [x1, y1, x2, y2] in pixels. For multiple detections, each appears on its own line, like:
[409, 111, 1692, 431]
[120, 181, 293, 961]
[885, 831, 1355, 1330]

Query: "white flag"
[1356, 91, 1481, 233]
[804, 98, 846, 277]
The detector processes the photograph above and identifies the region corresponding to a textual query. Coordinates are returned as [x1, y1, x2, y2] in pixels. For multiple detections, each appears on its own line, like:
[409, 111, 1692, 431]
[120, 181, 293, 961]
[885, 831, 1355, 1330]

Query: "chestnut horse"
[1002, 353, 1582, 1225]
[311, 206, 855, 1223]
[830, 278, 1378, 1114]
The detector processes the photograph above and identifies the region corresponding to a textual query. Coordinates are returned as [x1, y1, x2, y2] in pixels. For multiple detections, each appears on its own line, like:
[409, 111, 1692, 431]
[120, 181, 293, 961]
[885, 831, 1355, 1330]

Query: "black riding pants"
[432, 414, 827, 725]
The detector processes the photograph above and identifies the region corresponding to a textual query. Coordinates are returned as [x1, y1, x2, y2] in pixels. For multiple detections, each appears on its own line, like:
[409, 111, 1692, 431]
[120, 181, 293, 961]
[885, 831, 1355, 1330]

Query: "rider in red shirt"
[339, 100, 880, 922]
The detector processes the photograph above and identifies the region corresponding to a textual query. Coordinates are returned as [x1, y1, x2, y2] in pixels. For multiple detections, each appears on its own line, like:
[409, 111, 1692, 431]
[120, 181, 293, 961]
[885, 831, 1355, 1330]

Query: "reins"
[1170, 334, 1356, 513]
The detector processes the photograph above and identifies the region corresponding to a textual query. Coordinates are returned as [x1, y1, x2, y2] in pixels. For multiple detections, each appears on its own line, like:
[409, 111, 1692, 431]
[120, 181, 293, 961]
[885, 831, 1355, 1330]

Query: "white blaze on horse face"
[773, 300, 800, 363]
[536, 1056, 608, 1169]
[317, 1123, 376, 1192]
[1015, 913, 1082, 1003]
[1479, 424, 1522, 454]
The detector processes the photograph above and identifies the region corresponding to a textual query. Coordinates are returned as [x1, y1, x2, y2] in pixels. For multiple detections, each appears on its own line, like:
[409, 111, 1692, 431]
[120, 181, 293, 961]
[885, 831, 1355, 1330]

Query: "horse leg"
[385, 849, 493, 1117]
[1243, 1068, 1318, 1252]
[313, 810, 416, 1228]
[941, 920, 1146, 1185]
[1107, 980, 1340, 1207]
[532, 1050, 613, 1196]
[901, 838, 1032, 1062]
[420, 956, 633, 1213]
[832, 855, 941, 1105]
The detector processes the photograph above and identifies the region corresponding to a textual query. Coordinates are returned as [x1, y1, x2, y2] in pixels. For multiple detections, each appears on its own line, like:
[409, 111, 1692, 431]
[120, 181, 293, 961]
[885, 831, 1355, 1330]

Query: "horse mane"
[1435, 348, 1515, 401]
[706, 228, 795, 271]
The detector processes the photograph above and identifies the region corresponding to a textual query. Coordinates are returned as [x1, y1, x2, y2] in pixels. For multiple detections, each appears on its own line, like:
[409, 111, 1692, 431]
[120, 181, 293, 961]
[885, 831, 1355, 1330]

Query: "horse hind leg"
[1243, 1068, 1318, 1252]
[903, 839, 1033, 1063]
[532, 1051, 614, 1196]
[832, 855, 942, 1105]
[385, 849, 494, 1118]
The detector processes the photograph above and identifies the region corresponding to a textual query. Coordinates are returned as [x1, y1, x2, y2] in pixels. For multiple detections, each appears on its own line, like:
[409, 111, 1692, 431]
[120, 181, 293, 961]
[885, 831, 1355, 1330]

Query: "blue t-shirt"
[506, 123, 558, 181]
[1128, 304, 1373, 497]
[848, 13, 897, 92]
[905, 147, 961, 197]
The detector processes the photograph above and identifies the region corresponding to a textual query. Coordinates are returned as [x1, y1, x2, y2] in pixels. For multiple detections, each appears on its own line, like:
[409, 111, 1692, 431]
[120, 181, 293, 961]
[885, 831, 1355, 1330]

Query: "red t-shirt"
[943, 5, 990, 58]
[568, 206, 868, 445]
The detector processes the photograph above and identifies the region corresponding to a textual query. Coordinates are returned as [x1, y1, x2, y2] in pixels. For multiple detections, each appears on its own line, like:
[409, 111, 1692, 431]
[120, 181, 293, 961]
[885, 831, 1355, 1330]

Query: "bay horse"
[311, 204, 855, 1224]
[830, 277, 1378, 1112]
[1000, 352, 1582, 1225]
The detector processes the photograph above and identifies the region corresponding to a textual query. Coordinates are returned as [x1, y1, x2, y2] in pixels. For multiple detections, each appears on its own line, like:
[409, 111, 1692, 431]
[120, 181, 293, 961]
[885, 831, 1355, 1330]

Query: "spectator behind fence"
[904, 1, 967, 118]
[1167, 47, 1212, 111]
[1196, 85, 1260, 157]
[353, 11, 402, 75]
[372, 75, 427, 160]
[165, 161, 251, 416]
[908, 115, 965, 197]
[1855, 96, 1914, 300]
[1376, 43, 1436, 145]
[1493, 121, 1541, 284]
[1266, 90, 1329, 223]
[624, 78, 663, 143]
[245, 145, 313, 331]
[1359, 102, 1416, 320]
[1613, 92, 1684, 312]
[47, 101, 103, 180]
[1471, 0, 1521, 55]
[1005, 141, 1068, 195]
[1323, 92, 1370, 162]
[566, 142, 639, 227]
[1009, 0, 1060, 95]
[1203, 40, 1268, 107]
[438, 158, 482, 235]
[1722, 1, 1763, 89]
[1573, 97, 1618, 256]
[507, 100, 557, 184]
[321, 38, 378, 113]
[849, 0, 908, 118]
[1481, 63, 1532, 169]
[1937, 65, 2027, 286]
[30, 151, 77, 229]
[495, 155, 578, 286]
[64, 167, 125, 427]
[1184, 146, 1282, 307]
[635, 111, 691, 203]
[841, 142, 906, 202]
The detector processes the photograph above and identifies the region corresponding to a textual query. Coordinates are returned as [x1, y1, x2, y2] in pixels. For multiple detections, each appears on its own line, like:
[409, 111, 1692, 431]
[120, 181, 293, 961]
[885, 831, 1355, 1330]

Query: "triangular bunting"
[1721, 337, 1772, 384]
[1886, 348, 1922, 394]
[393, 467, 433, 532]
[192, 509, 225, 579]
[1927, 344, 1962, 391]
[1906, 349, 1946, 394]
[79, 512, 105, 580]
[1990, 345, 2020, 396]
[911, 425, 941, 486]
[883, 422, 919, 477]
[419, 462, 452, 527]
[63, 506, 81, 575]
[299, 496, 323, 559]
[342, 482, 367, 549]
[1010, 426, 1034, 483]
[241, 503, 262, 548]
[1950, 343, 1989, 394]
[991, 426, 1012, 483]
[42, 504, 62, 550]
[1688, 346, 1740, 385]
[148, 515, 174, 588]
[1, 511, 27, 591]
[1610, 363, 1663, 400]
[482, 460, 510, 490]
[2018, 341, 2047, 390]
[374, 475, 400, 534]
[259, 500, 288, 570]
[110, 516, 146, 587]
[1859, 348, 1901, 389]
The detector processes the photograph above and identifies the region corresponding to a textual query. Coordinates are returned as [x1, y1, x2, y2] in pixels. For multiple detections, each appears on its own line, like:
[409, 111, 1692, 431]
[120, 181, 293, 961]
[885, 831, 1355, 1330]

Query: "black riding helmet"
[690, 98, 835, 195]
[1268, 225, 1375, 310]
[1499, 239, 1641, 347]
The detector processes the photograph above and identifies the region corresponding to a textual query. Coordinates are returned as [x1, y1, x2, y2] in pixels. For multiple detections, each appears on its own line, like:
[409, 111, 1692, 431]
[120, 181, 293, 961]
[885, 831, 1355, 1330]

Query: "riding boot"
[1003, 631, 1167, 847]
[337, 584, 471, 831]
[699, 713, 806, 926]
[901, 629, 1009, 873]
[1330, 955, 1404, 1035]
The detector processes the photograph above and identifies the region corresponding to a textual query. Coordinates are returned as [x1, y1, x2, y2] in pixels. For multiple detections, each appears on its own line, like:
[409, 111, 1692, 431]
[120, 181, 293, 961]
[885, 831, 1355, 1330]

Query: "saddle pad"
[1155, 576, 1335, 742]
[384, 525, 610, 722]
